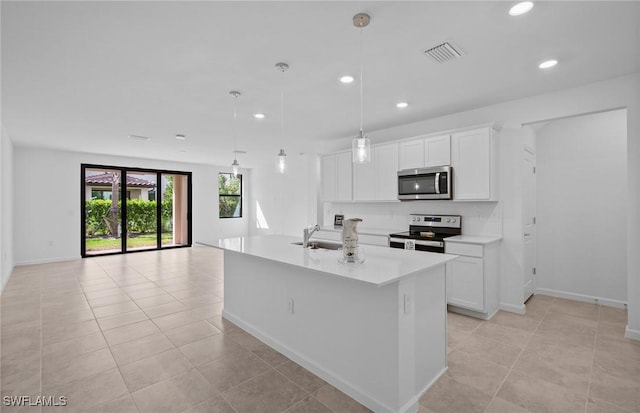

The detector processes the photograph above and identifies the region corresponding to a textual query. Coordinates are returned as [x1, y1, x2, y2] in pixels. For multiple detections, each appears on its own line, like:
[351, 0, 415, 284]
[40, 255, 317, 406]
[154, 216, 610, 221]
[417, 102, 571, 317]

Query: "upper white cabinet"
[321, 151, 352, 201]
[451, 127, 497, 201]
[374, 143, 399, 201]
[425, 135, 451, 167]
[398, 135, 451, 170]
[353, 153, 375, 201]
[398, 139, 424, 170]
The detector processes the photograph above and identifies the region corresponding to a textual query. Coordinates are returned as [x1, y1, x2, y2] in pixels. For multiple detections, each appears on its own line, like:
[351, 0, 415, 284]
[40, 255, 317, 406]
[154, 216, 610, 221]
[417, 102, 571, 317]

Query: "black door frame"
[81, 163, 193, 258]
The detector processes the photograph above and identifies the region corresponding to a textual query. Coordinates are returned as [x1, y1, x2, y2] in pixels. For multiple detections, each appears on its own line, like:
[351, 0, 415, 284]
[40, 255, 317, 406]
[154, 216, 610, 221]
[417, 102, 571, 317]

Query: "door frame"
[81, 163, 192, 257]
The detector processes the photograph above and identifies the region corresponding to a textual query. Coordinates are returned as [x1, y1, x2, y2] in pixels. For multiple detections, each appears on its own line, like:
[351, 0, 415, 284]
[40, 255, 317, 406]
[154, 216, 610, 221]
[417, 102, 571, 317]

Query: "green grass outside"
[86, 233, 173, 251]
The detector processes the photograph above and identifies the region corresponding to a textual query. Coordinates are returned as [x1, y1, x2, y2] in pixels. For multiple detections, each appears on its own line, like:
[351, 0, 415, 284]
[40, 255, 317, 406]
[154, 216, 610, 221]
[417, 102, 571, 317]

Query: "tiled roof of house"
[85, 172, 156, 188]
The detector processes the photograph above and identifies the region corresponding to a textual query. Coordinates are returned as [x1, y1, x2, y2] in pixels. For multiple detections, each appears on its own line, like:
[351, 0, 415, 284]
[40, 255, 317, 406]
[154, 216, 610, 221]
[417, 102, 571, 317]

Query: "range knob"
[451, 218, 456, 223]
[446, 218, 451, 223]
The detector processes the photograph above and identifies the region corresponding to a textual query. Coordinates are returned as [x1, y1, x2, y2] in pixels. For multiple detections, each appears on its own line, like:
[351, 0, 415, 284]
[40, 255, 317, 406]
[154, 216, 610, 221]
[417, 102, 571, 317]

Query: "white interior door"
[522, 145, 536, 301]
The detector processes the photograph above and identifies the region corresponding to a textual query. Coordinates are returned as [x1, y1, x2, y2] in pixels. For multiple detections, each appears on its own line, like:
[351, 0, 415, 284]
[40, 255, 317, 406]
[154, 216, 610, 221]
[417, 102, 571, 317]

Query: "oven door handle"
[435, 172, 440, 194]
[389, 238, 443, 248]
[414, 239, 444, 248]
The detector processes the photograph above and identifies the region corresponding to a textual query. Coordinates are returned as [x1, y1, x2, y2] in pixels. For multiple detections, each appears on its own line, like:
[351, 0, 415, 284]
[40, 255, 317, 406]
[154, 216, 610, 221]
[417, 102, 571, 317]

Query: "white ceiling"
[2, 1, 639, 168]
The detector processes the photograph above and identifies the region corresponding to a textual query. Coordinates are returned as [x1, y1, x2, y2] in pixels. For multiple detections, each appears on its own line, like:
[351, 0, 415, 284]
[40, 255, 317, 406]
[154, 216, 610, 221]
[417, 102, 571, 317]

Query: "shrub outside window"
[219, 173, 242, 218]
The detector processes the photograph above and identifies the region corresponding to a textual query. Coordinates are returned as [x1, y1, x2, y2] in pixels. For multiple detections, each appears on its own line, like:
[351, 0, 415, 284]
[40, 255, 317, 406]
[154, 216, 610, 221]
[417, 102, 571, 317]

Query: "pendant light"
[229, 90, 241, 177]
[352, 13, 371, 164]
[275, 62, 289, 174]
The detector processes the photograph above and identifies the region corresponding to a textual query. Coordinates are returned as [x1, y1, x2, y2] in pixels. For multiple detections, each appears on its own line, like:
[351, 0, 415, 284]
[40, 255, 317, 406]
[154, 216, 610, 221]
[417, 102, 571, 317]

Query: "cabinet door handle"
[524, 233, 531, 236]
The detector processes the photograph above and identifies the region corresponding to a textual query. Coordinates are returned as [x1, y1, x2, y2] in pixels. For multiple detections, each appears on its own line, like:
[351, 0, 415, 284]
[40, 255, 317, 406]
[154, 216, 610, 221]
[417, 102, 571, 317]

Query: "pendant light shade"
[229, 90, 241, 177]
[231, 159, 240, 176]
[276, 148, 287, 173]
[352, 130, 370, 164]
[275, 62, 289, 174]
[351, 13, 371, 164]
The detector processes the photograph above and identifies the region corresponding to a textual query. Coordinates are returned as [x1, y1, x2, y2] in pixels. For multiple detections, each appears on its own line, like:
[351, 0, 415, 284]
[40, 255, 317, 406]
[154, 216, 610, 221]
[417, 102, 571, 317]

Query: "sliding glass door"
[81, 164, 191, 257]
[161, 174, 190, 247]
[83, 166, 124, 255]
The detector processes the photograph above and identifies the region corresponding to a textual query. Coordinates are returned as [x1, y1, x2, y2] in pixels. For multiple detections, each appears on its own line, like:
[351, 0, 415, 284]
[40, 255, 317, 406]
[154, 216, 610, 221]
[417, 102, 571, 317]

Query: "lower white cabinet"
[445, 240, 499, 319]
[446, 256, 484, 311]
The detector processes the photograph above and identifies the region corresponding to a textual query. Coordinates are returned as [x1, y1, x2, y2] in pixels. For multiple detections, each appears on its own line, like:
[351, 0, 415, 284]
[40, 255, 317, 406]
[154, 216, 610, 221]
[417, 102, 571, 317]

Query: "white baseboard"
[447, 305, 498, 320]
[625, 326, 640, 341]
[500, 302, 526, 314]
[0, 266, 13, 294]
[15, 256, 80, 266]
[534, 288, 627, 309]
[223, 309, 429, 413]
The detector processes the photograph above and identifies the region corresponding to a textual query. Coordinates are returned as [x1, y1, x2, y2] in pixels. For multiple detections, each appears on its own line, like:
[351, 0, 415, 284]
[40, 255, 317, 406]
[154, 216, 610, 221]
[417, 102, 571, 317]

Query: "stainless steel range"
[389, 214, 462, 253]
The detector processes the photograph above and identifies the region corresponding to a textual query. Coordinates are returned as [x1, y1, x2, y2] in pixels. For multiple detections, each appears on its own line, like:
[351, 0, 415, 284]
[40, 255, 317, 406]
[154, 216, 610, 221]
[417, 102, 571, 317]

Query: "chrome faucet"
[303, 224, 321, 247]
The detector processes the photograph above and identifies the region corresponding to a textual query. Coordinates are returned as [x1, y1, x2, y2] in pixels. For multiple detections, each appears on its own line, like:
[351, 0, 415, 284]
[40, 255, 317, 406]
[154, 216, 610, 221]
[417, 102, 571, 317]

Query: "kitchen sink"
[291, 241, 342, 250]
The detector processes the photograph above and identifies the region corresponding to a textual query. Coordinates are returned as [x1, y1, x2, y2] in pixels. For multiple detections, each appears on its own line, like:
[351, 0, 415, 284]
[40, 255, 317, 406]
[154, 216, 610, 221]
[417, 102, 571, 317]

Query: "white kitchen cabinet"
[353, 152, 375, 201]
[374, 143, 399, 201]
[398, 139, 424, 170]
[336, 151, 352, 201]
[451, 127, 497, 201]
[321, 152, 352, 201]
[398, 134, 451, 170]
[424, 134, 451, 167]
[321, 154, 337, 201]
[445, 238, 500, 319]
[447, 256, 484, 310]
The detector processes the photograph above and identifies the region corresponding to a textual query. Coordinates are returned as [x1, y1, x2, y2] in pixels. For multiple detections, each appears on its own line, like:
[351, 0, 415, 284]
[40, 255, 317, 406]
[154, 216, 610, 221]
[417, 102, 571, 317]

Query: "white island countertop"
[445, 235, 502, 245]
[199, 235, 457, 287]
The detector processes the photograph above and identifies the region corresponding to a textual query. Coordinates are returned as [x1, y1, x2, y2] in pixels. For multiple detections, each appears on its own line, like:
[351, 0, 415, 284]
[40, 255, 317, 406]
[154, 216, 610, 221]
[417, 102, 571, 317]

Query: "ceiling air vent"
[424, 42, 463, 64]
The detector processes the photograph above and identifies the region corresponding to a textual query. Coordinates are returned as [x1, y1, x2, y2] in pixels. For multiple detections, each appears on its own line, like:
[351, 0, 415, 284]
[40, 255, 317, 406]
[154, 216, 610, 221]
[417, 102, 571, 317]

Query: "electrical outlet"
[403, 293, 412, 315]
[288, 299, 295, 315]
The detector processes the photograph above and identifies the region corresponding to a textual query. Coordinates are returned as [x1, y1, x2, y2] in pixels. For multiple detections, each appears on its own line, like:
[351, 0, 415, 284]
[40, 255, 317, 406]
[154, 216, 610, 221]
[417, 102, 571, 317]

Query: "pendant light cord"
[233, 95, 238, 161]
[359, 26, 364, 134]
[280, 71, 284, 148]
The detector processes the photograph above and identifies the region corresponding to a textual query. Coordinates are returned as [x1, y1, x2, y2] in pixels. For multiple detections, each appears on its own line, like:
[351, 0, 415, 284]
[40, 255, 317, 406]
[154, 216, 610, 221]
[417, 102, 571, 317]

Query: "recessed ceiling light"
[175, 134, 186, 140]
[538, 59, 558, 69]
[509, 1, 534, 16]
[128, 134, 151, 141]
[339, 75, 355, 84]
[396, 102, 409, 109]
[253, 113, 265, 119]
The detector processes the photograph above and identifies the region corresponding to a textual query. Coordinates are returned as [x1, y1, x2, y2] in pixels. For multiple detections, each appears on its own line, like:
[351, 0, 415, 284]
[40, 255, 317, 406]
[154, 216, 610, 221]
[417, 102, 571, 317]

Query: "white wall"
[13, 146, 250, 264]
[318, 73, 640, 336]
[536, 109, 627, 305]
[248, 154, 319, 237]
[1, 126, 15, 291]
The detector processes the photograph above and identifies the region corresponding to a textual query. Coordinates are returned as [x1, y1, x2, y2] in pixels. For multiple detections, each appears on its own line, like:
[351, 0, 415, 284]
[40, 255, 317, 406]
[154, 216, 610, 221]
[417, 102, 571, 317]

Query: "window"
[219, 173, 242, 218]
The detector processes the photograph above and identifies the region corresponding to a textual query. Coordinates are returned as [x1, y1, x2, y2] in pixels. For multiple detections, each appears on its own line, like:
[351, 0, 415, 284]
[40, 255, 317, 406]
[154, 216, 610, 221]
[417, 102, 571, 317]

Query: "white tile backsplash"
[323, 201, 502, 236]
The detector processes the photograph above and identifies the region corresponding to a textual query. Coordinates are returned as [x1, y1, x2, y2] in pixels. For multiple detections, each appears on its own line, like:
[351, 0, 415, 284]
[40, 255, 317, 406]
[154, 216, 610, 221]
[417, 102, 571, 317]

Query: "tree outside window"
[219, 173, 242, 218]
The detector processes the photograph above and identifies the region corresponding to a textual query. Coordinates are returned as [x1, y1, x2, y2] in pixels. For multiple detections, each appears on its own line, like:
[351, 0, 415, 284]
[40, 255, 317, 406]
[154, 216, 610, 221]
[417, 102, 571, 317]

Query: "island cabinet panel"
[451, 127, 497, 201]
[221, 248, 448, 413]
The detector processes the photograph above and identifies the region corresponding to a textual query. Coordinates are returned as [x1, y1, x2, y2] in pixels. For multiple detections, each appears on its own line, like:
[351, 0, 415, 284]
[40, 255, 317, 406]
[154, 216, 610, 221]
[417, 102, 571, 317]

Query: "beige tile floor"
[0, 246, 638, 413]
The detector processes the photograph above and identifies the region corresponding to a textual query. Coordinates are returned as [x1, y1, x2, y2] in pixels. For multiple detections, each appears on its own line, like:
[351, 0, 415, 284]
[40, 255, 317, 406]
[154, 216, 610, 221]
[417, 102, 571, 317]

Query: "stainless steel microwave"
[397, 166, 452, 200]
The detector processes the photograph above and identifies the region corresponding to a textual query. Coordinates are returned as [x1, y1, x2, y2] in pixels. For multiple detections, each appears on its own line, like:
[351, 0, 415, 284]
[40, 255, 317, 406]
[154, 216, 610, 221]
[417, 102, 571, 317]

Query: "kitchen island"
[199, 235, 457, 413]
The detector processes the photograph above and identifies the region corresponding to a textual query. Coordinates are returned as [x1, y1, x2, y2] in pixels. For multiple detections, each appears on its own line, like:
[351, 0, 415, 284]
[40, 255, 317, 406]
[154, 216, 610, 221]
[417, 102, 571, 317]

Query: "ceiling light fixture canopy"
[352, 12, 371, 165]
[229, 90, 241, 177]
[275, 62, 289, 174]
